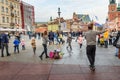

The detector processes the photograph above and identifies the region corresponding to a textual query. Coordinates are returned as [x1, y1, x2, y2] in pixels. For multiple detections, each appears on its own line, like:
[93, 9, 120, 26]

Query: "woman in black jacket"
[113, 22, 120, 58]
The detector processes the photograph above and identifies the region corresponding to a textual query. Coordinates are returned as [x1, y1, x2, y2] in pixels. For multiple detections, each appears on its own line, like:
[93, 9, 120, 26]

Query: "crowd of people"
[0, 22, 120, 72]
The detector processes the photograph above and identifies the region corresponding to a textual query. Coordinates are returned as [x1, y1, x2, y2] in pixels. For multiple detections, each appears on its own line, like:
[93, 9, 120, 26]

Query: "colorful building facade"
[72, 12, 91, 31]
[0, 0, 21, 29]
[108, 0, 120, 27]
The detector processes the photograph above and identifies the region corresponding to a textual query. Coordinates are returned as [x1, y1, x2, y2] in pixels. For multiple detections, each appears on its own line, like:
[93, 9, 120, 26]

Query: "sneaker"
[39, 56, 42, 60]
[89, 65, 95, 71]
[1, 55, 4, 57]
[91, 67, 95, 72]
[46, 56, 49, 58]
[7, 54, 11, 56]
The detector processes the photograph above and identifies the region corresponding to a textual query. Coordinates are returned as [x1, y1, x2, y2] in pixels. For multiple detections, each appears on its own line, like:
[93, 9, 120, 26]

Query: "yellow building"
[0, 0, 21, 29]
[48, 23, 59, 32]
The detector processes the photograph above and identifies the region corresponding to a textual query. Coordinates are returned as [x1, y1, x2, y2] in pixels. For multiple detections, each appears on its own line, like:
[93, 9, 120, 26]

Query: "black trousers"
[109, 39, 112, 45]
[86, 45, 96, 67]
[104, 40, 108, 48]
[22, 45, 25, 50]
[1, 43, 10, 56]
[67, 42, 72, 50]
[0, 42, 1, 49]
[40, 44, 48, 57]
[80, 44, 82, 49]
[33, 47, 36, 54]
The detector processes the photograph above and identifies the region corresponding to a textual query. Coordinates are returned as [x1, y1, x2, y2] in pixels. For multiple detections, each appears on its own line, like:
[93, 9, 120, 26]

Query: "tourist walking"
[66, 32, 73, 51]
[21, 39, 25, 50]
[113, 22, 120, 58]
[31, 37, 36, 55]
[38, 32, 41, 39]
[77, 34, 83, 49]
[1, 31, 11, 57]
[48, 31, 54, 45]
[39, 31, 49, 60]
[103, 29, 109, 48]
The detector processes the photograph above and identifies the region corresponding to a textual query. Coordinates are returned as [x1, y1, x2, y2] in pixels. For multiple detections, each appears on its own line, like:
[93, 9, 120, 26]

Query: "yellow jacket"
[103, 31, 109, 39]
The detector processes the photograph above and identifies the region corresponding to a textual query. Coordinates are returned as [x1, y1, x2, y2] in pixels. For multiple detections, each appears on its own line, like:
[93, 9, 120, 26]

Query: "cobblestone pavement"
[0, 35, 120, 80]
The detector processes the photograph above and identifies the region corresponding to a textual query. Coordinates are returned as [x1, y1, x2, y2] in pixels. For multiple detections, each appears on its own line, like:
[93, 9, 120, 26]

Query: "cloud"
[22, 0, 109, 23]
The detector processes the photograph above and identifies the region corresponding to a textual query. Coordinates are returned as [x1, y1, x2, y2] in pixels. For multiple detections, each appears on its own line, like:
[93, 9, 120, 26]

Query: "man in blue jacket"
[1, 31, 10, 57]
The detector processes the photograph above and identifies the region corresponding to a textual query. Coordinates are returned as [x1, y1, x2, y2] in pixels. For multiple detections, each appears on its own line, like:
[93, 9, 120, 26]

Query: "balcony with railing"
[10, 23, 15, 26]
[10, 5, 14, 10]
[11, 13, 14, 17]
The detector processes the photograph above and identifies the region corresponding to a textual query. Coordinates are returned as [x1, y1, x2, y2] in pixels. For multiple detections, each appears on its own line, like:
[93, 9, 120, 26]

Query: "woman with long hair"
[39, 31, 49, 60]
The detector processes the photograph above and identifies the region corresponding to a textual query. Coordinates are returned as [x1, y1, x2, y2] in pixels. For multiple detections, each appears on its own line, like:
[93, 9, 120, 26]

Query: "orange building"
[108, 0, 120, 23]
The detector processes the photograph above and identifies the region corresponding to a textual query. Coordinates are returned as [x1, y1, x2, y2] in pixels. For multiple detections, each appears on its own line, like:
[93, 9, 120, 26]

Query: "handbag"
[115, 37, 120, 48]
[113, 33, 120, 48]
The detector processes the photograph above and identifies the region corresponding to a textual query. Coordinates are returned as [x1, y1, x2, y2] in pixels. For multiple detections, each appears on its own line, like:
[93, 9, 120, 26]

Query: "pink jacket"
[21, 40, 25, 45]
[78, 36, 83, 44]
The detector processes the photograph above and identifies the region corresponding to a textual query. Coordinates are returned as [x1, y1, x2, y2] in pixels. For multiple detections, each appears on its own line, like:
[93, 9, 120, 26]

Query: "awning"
[62, 29, 70, 32]
[35, 27, 47, 33]
[0, 28, 26, 31]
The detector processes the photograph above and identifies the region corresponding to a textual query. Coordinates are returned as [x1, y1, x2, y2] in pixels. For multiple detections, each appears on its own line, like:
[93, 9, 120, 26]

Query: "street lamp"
[58, 7, 61, 31]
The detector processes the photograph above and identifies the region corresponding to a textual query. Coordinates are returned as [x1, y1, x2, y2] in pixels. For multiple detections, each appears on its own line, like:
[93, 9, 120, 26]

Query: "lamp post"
[58, 7, 61, 31]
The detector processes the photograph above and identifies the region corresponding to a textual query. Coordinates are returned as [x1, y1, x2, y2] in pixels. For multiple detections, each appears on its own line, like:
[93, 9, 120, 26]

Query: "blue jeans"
[115, 48, 119, 56]
[14, 45, 19, 53]
[40, 44, 48, 57]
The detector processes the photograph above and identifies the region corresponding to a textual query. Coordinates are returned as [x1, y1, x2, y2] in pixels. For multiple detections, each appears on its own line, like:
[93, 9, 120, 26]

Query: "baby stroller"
[100, 36, 104, 47]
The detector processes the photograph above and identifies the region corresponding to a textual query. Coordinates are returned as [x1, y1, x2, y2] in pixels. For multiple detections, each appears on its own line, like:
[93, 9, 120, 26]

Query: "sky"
[22, 0, 119, 24]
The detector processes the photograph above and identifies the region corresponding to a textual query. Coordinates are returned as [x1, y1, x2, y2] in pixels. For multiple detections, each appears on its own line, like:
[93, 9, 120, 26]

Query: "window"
[14, 3, 16, 8]
[2, 16, 5, 23]
[15, 10, 16, 15]
[5, 0, 8, 5]
[17, 5, 19, 9]
[10, 2, 12, 6]
[1, 6, 4, 12]
[18, 19, 20, 24]
[6, 8, 8, 13]
[7, 17, 9, 23]
[111, 6, 115, 11]
[18, 11, 19, 16]
[15, 18, 17, 23]
[1, 0, 4, 3]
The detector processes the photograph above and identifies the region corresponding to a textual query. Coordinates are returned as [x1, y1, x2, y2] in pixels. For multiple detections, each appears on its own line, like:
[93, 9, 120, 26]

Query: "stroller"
[100, 36, 104, 47]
